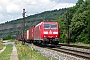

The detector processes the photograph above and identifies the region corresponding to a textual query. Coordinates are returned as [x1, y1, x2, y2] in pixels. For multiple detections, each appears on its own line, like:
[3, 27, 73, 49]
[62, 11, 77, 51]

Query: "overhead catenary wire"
[29, 0, 62, 15]
[40, 0, 62, 12]
[26, 0, 62, 22]
[49, 0, 62, 10]
[35, 0, 62, 22]
[30, 0, 42, 14]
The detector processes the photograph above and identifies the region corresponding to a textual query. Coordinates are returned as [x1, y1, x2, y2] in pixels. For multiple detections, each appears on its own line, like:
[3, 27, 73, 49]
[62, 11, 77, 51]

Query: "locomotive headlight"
[53, 32, 58, 34]
[44, 32, 48, 34]
[56, 36, 57, 37]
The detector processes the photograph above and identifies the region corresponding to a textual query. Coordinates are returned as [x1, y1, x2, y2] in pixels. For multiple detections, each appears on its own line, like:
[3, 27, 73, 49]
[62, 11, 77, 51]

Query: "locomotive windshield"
[44, 24, 57, 29]
[44, 24, 50, 29]
[51, 24, 57, 29]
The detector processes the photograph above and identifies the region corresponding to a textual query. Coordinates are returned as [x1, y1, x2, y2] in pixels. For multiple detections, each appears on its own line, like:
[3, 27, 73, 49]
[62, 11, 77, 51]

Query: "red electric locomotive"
[18, 22, 60, 45]
[34, 22, 60, 45]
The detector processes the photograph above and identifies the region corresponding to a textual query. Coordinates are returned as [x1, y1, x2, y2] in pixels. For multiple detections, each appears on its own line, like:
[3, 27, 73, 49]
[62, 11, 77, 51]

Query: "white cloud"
[52, 3, 75, 10]
[0, 0, 76, 24]
[0, 14, 5, 23]
[25, 0, 38, 5]
[0, 5, 2, 11]
[0, 14, 4, 19]
[6, 4, 20, 13]
[40, 0, 51, 3]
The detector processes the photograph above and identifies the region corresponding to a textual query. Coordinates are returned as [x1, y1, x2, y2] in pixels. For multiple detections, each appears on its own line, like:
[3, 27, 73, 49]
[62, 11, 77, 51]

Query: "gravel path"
[0, 46, 6, 54]
[2, 42, 18, 60]
[10, 44, 18, 60]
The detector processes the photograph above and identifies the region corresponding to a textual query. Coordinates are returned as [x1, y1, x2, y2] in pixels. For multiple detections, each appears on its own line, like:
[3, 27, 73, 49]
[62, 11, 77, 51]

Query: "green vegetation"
[0, 41, 3, 50]
[70, 42, 90, 47]
[56, 0, 90, 44]
[3, 34, 14, 40]
[16, 42, 49, 60]
[0, 44, 13, 60]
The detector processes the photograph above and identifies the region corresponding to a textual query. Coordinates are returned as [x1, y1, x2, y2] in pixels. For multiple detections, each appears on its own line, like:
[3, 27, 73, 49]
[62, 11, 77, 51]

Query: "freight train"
[18, 22, 60, 45]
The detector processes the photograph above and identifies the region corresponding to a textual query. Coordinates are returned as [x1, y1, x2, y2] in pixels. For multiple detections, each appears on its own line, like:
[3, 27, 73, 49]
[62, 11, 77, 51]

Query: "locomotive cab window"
[44, 24, 50, 29]
[51, 24, 57, 29]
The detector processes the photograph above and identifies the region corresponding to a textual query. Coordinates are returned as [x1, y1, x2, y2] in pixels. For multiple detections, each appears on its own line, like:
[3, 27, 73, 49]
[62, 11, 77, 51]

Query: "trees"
[76, 0, 84, 6]
[3, 34, 13, 40]
[56, 0, 90, 44]
[70, 0, 90, 44]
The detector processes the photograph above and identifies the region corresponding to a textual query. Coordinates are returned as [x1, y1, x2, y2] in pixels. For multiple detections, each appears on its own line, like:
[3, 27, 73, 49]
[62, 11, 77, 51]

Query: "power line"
[40, 0, 62, 12]
[30, 0, 62, 15]
[50, 0, 62, 10]
[30, 0, 41, 14]
[27, 0, 62, 21]
[35, 0, 62, 21]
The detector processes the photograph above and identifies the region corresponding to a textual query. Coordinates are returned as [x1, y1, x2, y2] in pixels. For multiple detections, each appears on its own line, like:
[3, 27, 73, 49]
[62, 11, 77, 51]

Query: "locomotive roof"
[42, 22, 58, 24]
[35, 22, 58, 27]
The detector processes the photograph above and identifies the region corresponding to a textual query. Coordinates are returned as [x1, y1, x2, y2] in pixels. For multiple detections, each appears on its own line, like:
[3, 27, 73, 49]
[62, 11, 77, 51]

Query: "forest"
[55, 0, 90, 44]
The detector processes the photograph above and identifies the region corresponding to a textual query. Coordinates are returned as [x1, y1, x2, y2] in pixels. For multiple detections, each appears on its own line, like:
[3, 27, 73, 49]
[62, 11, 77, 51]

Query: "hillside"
[0, 8, 67, 39]
[56, 0, 90, 44]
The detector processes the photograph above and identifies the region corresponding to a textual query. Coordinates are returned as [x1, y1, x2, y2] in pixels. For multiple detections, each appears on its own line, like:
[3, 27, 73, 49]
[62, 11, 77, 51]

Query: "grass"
[0, 44, 13, 60]
[60, 42, 90, 47]
[16, 42, 49, 60]
[71, 42, 90, 47]
[0, 41, 3, 50]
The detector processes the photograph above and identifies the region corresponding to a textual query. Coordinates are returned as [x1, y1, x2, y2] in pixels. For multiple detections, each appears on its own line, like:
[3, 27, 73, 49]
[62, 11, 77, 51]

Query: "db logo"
[49, 30, 52, 34]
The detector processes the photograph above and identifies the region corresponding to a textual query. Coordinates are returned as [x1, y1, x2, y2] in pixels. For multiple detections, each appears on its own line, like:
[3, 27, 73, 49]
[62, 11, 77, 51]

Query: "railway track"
[47, 44, 90, 60]
[58, 44, 90, 49]
[26, 42, 90, 60]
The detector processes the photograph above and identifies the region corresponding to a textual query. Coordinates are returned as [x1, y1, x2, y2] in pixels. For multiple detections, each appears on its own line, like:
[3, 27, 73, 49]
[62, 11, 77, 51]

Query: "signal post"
[22, 9, 26, 45]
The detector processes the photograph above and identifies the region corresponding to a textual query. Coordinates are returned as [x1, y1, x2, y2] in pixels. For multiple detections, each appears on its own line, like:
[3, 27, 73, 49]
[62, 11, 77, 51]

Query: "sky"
[0, 0, 78, 24]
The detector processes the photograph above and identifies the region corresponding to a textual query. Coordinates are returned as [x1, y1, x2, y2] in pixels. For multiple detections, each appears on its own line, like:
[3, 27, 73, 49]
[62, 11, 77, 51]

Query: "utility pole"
[16, 31, 19, 40]
[22, 9, 26, 45]
[66, 10, 70, 44]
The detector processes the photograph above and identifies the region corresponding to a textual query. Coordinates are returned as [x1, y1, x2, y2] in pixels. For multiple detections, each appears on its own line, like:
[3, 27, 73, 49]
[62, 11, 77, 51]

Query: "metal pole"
[17, 31, 19, 40]
[66, 10, 70, 44]
[22, 9, 26, 45]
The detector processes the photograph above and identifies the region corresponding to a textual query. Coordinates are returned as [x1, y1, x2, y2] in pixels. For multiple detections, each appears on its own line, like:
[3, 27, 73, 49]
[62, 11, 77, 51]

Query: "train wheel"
[41, 41, 46, 47]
